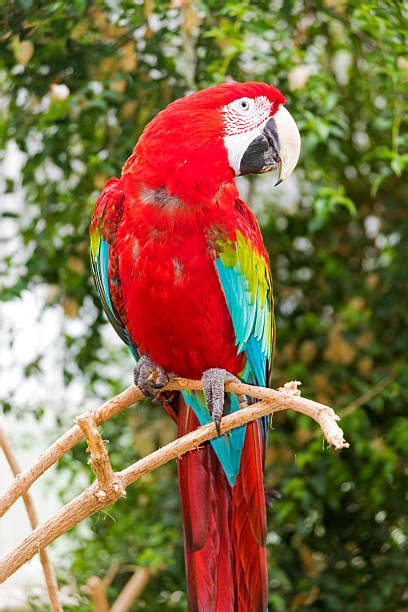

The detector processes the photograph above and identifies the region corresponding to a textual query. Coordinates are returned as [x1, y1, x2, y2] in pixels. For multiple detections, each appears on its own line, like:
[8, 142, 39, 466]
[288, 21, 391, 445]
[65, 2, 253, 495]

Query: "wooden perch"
[0, 378, 347, 520]
[110, 567, 151, 612]
[0, 425, 62, 612]
[0, 378, 348, 584]
[86, 564, 151, 612]
[86, 575, 109, 612]
[0, 385, 142, 519]
[75, 412, 126, 501]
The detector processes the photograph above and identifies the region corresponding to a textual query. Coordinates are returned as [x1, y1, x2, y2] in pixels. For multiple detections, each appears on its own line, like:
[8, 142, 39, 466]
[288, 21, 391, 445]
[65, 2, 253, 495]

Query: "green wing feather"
[215, 229, 274, 387]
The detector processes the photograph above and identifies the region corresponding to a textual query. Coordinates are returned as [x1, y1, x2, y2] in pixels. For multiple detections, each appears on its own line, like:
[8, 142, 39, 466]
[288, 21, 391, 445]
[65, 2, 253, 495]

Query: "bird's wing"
[89, 177, 138, 360]
[180, 202, 272, 610]
[210, 202, 274, 387]
[209, 199, 275, 441]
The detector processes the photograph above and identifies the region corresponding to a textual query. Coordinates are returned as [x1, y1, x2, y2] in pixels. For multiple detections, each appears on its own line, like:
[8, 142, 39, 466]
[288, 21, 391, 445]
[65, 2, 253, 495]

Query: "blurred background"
[0, 0, 407, 610]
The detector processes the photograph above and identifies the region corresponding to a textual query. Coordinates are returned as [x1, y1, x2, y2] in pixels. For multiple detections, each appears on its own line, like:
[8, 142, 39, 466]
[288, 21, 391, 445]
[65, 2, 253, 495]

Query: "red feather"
[178, 398, 267, 611]
[90, 82, 284, 610]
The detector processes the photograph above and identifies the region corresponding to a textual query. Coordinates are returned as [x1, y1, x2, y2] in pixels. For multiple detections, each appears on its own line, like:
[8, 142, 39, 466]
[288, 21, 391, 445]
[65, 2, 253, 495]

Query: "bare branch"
[0, 380, 348, 583]
[0, 425, 62, 612]
[0, 385, 142, 518]
[103, 561, 120, 587]
[86, 575, 109, 612]
[86, 564, 151, 612]
[0, 378, 347, 519]
[75, 412, 125, 500]
[110, 568, 151, 612]
[338, 373, 393, 418]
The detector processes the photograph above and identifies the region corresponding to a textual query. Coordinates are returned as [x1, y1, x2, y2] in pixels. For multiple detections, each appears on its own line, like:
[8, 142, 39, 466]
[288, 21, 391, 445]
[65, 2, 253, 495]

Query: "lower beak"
[263, 118, 283, 185]
[239, 106, 301, 185]
[239, 118, 281, 178]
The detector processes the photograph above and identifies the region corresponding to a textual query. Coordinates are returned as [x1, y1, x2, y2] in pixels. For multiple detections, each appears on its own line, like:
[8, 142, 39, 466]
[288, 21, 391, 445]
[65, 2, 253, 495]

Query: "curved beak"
[239, 105, 301, 185]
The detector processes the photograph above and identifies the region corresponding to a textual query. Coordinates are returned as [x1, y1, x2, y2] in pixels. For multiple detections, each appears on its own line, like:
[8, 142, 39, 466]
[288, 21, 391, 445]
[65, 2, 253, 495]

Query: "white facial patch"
[222, 96, 301, 180]
[222, 95, 272, 175]
[223, 128, 265, 176]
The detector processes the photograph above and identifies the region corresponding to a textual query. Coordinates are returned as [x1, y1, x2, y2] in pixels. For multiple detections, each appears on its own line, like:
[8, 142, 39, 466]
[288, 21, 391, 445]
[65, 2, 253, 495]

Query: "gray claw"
[134, 355, 169, 400]
[202, 368, 242, 436]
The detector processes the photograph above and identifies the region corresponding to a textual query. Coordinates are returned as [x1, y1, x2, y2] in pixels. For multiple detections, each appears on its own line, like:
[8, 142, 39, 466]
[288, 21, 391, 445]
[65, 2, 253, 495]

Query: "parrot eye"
[222, 94, 272, 141]
[228, 97, 254, 116]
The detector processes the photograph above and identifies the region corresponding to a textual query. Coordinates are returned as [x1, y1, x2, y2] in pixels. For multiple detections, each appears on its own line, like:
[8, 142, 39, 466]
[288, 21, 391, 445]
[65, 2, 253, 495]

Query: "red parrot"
[90, 82, 300, 611]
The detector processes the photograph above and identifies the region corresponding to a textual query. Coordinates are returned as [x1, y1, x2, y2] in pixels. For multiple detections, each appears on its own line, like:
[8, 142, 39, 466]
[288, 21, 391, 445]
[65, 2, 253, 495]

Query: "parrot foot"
[202, 368, 247, 436]
[134, 355, 169, 401]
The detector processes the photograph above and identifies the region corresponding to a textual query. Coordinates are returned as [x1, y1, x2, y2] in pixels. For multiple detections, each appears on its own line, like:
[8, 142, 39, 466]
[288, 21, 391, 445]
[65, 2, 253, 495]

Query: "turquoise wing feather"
[182, 224, 274, 486]
[90, 178, 138, 361]
[181, 390, 246, 486]
[214, 228, 274, 388]
[214, 228, 274, 450]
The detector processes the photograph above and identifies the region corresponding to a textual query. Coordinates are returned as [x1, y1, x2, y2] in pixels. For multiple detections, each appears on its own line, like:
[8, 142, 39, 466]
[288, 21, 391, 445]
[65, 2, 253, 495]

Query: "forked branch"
[0, 378, 348, 584]
[0, 378, 347, 520]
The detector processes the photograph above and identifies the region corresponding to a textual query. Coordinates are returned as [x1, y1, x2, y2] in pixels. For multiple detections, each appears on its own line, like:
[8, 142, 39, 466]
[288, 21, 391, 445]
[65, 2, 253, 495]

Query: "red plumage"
[90, 82, 286, 610]
[178, 399, 268, 611]
[116, 174, 246, 378]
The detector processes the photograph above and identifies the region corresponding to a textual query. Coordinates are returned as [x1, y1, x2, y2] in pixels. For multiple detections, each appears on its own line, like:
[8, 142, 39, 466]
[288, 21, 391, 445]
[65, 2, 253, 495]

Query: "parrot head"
[220, 83, 300, 185]
[127, 82, 300, 201]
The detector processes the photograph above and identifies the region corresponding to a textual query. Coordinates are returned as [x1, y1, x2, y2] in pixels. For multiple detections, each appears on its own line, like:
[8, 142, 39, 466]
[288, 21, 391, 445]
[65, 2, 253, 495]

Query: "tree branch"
[0, 379, 348, 583]
[86, 564, 151, 612]
[86, 575, 109, 612]
[86, 562, 119, 611]
[0, 425, 62, 611]
[110, 567, 151, 612]
[0, 378, 347, 519]
[0, 385, 142, 519]
[75, 412, 126, 501]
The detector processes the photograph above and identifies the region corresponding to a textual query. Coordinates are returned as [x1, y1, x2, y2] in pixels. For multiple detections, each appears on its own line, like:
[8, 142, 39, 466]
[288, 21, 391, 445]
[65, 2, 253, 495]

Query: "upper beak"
[239, 105, 301, 185]
[269, 105, 301, 185]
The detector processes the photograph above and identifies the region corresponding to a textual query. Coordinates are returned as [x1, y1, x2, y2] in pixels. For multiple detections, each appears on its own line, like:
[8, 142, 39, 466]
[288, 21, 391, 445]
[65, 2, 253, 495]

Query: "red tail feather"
[178, 397, 268, 611]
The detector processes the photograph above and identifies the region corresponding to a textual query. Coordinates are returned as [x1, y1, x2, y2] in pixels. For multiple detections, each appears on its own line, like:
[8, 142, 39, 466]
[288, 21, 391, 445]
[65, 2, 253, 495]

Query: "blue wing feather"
[182, 391, 246, 486]
[91, 235, 138, 362]
[215, 256, 272, 387]
[181, 228, 274, 486]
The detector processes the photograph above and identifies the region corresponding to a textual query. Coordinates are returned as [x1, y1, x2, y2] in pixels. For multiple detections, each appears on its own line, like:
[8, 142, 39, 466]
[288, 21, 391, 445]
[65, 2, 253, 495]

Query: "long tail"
[177, 394, 268, 611]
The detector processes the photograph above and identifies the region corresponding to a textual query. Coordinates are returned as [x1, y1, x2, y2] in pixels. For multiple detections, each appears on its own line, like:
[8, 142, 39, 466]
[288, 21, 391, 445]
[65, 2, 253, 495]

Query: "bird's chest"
[116, 207, 243, 378]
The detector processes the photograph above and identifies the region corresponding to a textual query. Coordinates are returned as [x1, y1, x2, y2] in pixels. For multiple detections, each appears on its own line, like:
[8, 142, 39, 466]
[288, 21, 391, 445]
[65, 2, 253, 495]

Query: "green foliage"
[1, 0, 407, 610]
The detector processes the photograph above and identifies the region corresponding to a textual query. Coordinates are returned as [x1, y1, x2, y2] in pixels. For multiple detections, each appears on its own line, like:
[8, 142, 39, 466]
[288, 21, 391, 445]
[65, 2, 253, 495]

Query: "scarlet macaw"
[90, 82, 300, 611]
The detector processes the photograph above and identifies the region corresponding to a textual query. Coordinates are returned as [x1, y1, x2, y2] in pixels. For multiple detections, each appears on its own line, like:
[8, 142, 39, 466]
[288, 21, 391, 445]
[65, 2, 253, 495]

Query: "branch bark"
[0, 378, 347, 519]
[86, 575, 109, 612]
[0, 385, 142, 519]
[75, 412, 126, 501]
[0, 379, 348, 583]
[86, 564, 150, 612]
[0, 425, 62, 612]
[110, 568, 151, 612]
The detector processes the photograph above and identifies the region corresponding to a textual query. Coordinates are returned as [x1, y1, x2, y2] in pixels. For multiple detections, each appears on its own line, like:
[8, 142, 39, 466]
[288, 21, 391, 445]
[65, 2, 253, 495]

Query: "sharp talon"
[202, 368, 239, 437]
[134, 355, 169, 400]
